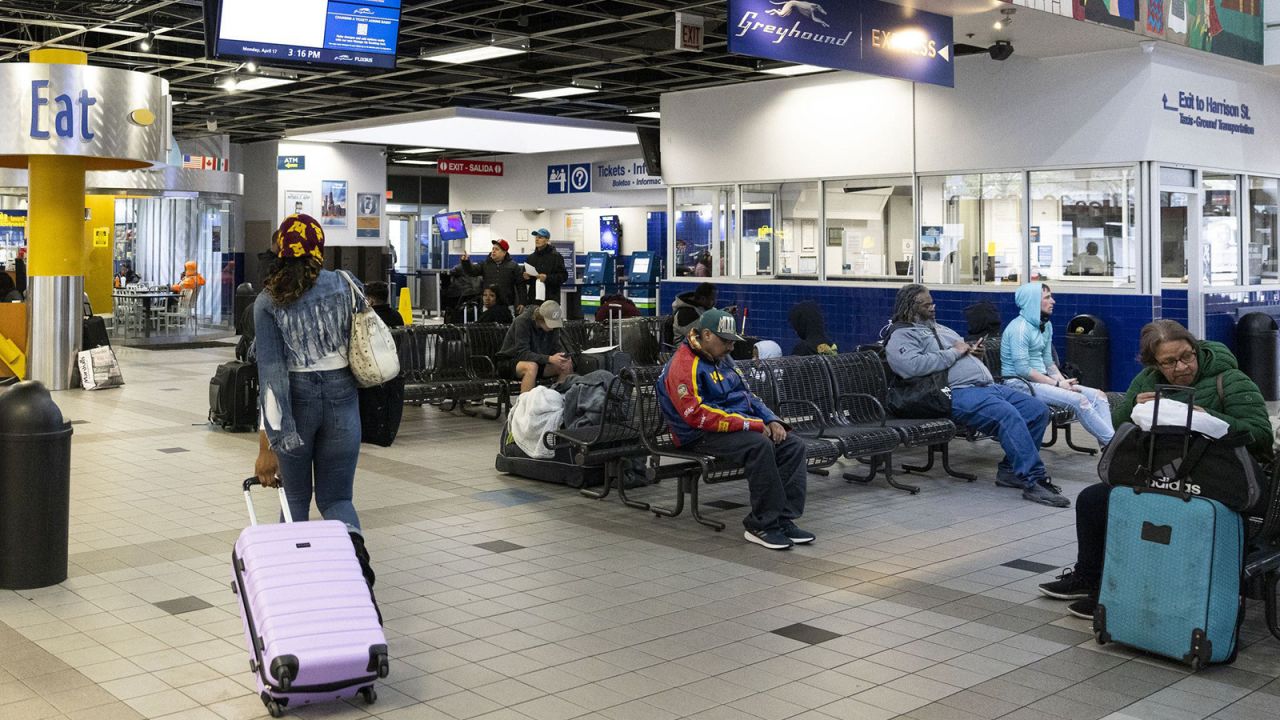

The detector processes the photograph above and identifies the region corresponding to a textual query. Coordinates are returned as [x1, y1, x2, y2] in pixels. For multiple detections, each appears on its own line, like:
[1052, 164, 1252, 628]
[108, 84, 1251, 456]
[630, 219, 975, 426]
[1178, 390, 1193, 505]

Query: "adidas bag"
[1099, 422, 1261, 513]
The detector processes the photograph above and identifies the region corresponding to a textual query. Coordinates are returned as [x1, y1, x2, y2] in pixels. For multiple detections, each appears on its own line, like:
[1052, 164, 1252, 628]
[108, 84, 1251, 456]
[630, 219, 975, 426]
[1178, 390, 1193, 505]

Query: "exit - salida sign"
[437, 159, 504, 176]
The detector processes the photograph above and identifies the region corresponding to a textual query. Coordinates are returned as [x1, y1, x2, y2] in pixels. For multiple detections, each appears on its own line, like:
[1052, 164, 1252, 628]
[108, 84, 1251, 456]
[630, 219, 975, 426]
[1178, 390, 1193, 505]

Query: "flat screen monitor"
[433, 212, 467, 242]
[631, 257, 651, 277]
[204, 0, 401, 72]
[599, 215, 621, 254]
[586, 257, 605, 279]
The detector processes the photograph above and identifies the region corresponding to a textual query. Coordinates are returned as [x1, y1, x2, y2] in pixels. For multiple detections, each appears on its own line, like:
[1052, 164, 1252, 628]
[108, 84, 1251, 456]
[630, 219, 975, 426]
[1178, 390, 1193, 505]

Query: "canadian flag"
[202, 156, 216, 170]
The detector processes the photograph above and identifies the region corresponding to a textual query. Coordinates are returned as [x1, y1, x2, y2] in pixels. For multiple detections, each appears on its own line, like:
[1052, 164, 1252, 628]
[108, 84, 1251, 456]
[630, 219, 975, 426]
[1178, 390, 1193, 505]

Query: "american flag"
[181, 154, 202, 169]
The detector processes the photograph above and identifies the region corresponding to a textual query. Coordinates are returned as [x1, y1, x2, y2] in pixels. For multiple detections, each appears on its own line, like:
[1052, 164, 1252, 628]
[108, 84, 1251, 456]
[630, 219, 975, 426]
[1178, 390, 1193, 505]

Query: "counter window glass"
[1028, 167, 1137, 288]
[741, 182, 818, 278]
[825, 178, 914, 282]
[1160, 191, 1191, 284]
[1202, 173, 1241, 286]
[918, 172, 1023, 286]
[1248, 176, 1278, 285]
[673, 186, 735, 278]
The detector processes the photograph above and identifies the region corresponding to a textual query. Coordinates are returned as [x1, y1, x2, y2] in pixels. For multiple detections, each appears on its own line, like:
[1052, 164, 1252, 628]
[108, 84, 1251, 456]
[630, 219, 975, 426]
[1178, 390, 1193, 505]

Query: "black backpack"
[964, 301, 1002, 341]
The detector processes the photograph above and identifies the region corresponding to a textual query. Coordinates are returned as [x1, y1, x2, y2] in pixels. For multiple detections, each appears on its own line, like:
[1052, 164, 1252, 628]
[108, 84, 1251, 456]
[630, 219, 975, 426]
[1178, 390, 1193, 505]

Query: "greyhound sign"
[727, 0, 954, 88]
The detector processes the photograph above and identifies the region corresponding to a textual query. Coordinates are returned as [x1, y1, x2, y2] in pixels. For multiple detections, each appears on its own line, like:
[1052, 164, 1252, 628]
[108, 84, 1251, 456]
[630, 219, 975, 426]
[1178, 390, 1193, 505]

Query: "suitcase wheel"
[261, 693, 284, 718]
[360, 686, 377, 705]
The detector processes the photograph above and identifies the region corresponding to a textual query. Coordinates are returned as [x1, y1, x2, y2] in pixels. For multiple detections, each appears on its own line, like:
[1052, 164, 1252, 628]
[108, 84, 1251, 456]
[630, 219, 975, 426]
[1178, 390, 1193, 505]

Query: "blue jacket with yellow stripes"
[657, 341, 780, 447]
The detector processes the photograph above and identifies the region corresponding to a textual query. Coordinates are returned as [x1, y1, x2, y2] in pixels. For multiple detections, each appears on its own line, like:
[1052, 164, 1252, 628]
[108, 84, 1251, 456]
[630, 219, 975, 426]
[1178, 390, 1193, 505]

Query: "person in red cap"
[457, 239, 526, 313]
[251, 213, 373, 580]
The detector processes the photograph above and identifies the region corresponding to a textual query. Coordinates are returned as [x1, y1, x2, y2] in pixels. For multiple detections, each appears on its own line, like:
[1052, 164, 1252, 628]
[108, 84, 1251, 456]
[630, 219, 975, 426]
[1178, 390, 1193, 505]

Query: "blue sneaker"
[779, 520, 815, 545]
[744, 528, 793, 550]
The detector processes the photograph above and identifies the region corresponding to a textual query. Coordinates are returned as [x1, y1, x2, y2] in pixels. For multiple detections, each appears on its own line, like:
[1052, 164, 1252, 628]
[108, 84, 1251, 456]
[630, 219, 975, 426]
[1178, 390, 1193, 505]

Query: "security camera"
[988, 41, 1014, 61]
[206, 117, 219, 132]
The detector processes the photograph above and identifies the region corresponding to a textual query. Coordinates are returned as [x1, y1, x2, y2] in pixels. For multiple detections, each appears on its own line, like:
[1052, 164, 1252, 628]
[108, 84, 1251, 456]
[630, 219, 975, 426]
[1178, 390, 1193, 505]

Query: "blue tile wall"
[1202, 288, 1280, 351]
[660, 280, 1171, 391]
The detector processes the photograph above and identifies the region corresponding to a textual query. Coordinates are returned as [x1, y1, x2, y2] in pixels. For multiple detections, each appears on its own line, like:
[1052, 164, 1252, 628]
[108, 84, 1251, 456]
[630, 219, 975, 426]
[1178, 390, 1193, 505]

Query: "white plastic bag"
[507, 386, 564, 458]
[77, 346, 124, 390]
[1130, 398, 1229, 439]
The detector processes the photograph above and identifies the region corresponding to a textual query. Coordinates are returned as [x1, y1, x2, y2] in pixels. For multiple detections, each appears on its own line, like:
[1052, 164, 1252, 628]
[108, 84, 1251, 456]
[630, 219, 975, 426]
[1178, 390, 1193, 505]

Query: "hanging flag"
[182, 154, 202, 169]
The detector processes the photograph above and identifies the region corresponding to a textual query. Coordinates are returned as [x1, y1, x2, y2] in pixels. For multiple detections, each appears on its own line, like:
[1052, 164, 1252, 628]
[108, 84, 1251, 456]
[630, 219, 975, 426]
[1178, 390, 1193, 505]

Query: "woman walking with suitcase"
[252, 214, 366, 542]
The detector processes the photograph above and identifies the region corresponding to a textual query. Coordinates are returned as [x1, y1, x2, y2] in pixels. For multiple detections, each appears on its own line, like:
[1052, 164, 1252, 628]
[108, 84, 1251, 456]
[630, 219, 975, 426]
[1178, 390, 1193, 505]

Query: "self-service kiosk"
[623, 251, 658, 316]
[580, 251, 616, 317]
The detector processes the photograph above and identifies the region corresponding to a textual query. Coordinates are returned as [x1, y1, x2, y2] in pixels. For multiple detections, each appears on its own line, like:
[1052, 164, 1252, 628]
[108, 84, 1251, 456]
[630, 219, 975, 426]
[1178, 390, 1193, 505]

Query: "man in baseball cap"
[495, 300, 573, 392]
[656, 308, 812, 550]
[457, 238, 525, 311]
[524, 228, 567, 303]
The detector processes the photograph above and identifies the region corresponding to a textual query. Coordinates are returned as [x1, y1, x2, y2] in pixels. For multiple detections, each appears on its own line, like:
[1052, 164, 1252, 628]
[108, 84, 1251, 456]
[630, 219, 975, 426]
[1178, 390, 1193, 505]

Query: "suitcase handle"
[242, 476, 294, 525]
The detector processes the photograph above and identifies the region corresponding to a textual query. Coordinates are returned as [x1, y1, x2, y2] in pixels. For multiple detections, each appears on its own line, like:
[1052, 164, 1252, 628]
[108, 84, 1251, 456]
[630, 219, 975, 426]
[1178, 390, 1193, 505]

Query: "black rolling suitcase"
[83, 316, 110, 350]
[359, 378, 404, 447]
[210, 361, 258, 432]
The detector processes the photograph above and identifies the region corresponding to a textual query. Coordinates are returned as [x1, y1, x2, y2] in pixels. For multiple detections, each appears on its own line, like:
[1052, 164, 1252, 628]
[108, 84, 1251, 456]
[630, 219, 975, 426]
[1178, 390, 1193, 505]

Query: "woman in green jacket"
[1038, 319, 1273, 621]
[1110, 320, 1272, 461]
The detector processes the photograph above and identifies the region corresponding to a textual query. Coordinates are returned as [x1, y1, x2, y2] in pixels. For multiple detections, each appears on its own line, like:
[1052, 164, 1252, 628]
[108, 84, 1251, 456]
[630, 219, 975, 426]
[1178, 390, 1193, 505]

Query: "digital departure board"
[205, 0, 401, 71]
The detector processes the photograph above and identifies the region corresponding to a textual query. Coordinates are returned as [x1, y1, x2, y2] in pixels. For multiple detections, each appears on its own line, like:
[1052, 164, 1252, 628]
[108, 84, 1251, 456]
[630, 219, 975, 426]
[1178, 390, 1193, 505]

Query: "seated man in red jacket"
[656, 309, 812, 550]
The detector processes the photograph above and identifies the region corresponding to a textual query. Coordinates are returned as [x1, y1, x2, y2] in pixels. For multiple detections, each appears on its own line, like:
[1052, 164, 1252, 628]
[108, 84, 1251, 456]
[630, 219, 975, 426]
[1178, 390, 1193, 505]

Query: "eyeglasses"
[1156, 351, 1196, 371]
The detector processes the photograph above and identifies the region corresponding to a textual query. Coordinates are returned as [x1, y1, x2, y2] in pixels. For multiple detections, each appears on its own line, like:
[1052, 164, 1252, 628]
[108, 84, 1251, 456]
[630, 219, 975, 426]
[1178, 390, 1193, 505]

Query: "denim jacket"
[254, 269, 361, 452]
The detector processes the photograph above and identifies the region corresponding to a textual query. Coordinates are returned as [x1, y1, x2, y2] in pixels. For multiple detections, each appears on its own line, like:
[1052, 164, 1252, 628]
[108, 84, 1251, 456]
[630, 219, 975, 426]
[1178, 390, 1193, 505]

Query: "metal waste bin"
[0, 381, 73, 589]
[1066, 314, 1109, 391]
[1237, 312, 1280, 401]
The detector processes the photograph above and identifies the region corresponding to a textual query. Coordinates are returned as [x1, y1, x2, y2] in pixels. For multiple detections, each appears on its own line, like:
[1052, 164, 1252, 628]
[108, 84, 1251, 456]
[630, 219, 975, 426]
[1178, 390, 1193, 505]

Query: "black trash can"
[0, 381, 73, 589]
[233, 283, 257, 335]
[1066, 314, 1109, 391]
[1237, 312, 1280, 401]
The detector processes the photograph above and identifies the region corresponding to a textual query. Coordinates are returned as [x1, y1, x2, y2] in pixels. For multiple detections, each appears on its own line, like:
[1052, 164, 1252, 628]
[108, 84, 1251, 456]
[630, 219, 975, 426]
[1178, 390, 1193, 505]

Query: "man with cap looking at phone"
[523, 228, 567, 304]
[496, 300, 574, 393]
[657, 309, 813, 550]
[458, 239, 526, 312]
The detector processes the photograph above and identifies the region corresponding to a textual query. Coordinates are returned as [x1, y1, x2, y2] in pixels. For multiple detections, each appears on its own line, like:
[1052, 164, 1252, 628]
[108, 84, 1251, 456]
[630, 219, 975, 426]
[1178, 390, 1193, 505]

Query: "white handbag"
[339, 271, 400, 388]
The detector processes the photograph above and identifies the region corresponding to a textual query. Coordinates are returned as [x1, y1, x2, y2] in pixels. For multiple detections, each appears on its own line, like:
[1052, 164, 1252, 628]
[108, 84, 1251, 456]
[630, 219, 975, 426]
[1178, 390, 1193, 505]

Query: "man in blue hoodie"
[886, 284, 1067, 508]
[1000, 282, 1113, 449]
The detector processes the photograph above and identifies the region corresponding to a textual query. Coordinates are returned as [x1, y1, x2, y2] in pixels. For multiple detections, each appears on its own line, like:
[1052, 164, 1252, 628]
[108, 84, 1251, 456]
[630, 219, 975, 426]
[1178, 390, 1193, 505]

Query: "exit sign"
[675, 12, 704, 52]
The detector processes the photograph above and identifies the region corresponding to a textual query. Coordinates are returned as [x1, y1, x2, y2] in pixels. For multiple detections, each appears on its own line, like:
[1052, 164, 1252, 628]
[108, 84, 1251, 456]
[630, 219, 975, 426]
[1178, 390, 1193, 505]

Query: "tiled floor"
[3, 342, 1280, 720]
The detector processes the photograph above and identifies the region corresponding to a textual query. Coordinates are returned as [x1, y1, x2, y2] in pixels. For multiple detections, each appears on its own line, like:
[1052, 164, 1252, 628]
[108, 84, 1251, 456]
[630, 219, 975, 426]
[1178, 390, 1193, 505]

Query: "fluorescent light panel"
[760, 64, 830, 76]
[514, 86, 597, 99]
[231, 77, 296, 91]
[628, 110, 660, 119]
[421, 35, 529, 65]
[393, 159, 437, 165]
[287, 108, 639, 154]
[395, 147, 443, 155]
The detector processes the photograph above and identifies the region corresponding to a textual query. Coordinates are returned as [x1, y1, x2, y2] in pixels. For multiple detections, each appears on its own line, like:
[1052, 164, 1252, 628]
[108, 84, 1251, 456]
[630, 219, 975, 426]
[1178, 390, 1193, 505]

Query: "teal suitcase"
[1094, 487, 1244, 669]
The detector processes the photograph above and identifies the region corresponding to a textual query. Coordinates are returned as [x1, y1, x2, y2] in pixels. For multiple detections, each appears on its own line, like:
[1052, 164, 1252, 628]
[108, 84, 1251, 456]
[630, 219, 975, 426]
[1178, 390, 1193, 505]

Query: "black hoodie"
[524, 244, 568, 301]
[788, 301, 833, 356]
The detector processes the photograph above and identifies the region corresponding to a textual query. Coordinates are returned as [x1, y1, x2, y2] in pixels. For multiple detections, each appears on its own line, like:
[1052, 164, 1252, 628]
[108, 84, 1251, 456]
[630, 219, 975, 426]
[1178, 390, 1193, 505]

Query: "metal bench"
[979, 336, 1093, 455]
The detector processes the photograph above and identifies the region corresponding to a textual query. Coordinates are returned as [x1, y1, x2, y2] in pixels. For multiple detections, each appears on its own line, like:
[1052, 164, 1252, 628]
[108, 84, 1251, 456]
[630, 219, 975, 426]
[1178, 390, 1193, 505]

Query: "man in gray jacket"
[885, 284, 1067, 508]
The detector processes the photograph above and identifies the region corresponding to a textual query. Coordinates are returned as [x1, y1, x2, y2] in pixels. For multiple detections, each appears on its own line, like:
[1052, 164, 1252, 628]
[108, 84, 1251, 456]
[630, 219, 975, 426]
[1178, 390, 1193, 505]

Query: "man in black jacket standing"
[458, 239, 525, 311]
[523, 228, 567, 304]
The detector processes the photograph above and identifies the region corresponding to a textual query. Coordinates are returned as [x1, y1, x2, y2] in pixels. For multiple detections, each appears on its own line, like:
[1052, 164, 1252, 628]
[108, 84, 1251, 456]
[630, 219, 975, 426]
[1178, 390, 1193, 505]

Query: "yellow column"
[26, 49, 89, 388]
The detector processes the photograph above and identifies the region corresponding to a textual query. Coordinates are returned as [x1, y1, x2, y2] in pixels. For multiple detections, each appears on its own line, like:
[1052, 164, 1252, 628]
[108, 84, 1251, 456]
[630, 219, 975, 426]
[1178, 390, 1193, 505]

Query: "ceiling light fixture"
[244, 61, 258, 73]
[220, 73, 238, 92]
[234, 76, 297, 91]
[628, 110, 661, 119]
[759, 64, 830, 76]
[420, 34, 529, 64]
[138, 30, 154, 51]
[395, 147, 444, 154]
[994, 7, 1016, 30]
[514, 86, 597, 99]
[393, 159, 438, 165]
[286, 107, 639, 154]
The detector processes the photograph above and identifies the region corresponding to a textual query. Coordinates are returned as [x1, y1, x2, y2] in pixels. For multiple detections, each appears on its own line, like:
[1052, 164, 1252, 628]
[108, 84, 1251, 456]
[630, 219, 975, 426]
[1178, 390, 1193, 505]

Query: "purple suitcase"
[232, 478, 388, 718]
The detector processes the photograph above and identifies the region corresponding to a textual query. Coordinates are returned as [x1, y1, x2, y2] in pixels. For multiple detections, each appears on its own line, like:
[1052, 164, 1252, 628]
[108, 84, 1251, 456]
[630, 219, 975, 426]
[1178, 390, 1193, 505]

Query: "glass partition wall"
[673, 186, 735, 277]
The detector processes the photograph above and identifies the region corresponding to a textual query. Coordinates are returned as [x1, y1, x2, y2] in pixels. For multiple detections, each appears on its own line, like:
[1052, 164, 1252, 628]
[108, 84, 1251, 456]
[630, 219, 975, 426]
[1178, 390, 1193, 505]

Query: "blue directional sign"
[727, 0, 954, 88]
[547, 164, 568, 194]
[568, 163, 592, 193]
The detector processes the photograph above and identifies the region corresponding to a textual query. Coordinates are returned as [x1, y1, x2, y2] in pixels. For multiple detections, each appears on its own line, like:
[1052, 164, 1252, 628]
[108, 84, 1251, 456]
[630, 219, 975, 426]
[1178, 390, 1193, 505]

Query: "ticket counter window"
[673, 186, 734, 278]
[1029, 167, 1137, 288]
[1160, 191, 1191, 284]
[1202, 173, 1241, 286]
[1249, 177, 1278, 285]
[918, 172, 1022, 286]
[825, 178, 913, 283]
[741, 182, 817, 278]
